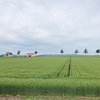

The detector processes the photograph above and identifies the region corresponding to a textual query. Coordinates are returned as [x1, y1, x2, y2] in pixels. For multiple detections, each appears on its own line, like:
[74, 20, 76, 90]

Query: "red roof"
[27, 53, 35, 56]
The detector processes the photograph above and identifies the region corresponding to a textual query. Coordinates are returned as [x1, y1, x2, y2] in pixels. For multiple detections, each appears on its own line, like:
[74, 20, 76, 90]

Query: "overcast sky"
[0, 0, 100, 55]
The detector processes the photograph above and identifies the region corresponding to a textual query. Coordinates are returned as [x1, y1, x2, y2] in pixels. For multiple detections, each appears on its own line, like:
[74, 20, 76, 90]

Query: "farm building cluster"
[2, 51, 38, 57]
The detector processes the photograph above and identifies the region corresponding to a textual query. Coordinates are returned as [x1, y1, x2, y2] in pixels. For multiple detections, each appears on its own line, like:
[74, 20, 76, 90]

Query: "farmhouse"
[26, 52, 35, 57]
[4, 52, 13, 57]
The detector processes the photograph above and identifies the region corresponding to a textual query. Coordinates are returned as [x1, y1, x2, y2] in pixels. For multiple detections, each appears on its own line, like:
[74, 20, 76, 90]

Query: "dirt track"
[0, 95, 23, 100]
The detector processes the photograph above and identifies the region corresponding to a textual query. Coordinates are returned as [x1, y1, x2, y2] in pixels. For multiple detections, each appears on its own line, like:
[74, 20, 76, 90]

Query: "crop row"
[0, 56, 100, 78]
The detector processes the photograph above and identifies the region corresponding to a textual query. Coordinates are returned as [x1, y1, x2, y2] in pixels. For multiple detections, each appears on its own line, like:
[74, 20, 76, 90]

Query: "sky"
[0, 0, 100, 55]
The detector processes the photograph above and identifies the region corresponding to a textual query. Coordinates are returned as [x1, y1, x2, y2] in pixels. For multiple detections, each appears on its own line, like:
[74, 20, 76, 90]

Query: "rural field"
[0, 55, 100, 99]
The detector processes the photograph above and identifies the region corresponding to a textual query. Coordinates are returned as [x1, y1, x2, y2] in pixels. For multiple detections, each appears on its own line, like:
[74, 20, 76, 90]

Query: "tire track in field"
[67, 56, 71, 77]
[56, 56, 71, 77]
[36, 57, 70, 78]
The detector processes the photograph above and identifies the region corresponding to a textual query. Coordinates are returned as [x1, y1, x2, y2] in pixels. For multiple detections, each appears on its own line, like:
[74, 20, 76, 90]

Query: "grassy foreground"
[0, 95, 100, 100]
[24, 95, 100, 100]
[0, 56, 100, 97]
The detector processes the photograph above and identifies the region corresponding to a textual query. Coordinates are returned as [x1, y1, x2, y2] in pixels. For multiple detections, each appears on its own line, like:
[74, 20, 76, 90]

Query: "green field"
[0, 56, 100, 97]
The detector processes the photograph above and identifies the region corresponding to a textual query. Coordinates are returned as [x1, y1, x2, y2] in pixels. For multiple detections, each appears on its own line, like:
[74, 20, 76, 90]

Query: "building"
[26, 52, 35, 57]
[4, 52, 13, 57]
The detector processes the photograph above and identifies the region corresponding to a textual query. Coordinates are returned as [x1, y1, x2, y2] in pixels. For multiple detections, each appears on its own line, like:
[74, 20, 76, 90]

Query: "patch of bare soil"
[0, 95, 23, 100]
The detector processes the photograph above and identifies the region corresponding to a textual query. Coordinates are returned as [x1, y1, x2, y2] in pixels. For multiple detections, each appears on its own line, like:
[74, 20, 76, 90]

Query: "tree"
[60, 49, 64, 54]
[35, 51, 38, 55]
[96, 49, 100, 55]
[83, 49, 88, 55]
[75, 49, 79, 54]
[17, 50, 21, 56]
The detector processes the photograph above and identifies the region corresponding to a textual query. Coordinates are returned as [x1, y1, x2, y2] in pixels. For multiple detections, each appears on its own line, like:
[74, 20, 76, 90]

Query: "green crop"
[0, 56, 100, 96]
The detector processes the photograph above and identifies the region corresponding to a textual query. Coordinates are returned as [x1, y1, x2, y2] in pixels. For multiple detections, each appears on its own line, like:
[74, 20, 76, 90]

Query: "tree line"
[60, 49, 100, 55]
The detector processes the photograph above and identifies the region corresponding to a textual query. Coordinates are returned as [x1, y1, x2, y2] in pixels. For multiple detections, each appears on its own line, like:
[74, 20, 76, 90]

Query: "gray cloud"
[0, 0, 100, 54]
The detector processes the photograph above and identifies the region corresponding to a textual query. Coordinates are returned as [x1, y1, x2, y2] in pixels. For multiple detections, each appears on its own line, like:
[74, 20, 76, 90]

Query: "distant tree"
[17, 50, 21, 56]
[60, 49, 64, 54]
[96, 49, 100, 55]
[35, 51, 38, 55]
[83, 49, 88, 55]
[75, 49, 79, 54]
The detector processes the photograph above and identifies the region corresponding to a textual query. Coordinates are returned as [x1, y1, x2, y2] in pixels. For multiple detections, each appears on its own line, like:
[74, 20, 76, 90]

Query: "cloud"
[0, 0, 100, 54]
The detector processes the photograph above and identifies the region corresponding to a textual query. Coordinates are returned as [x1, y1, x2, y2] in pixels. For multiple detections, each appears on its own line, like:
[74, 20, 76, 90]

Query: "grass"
[0, 95, 100, 100]
[23, 95, 100, 100]
[0, 56, 100, 97]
